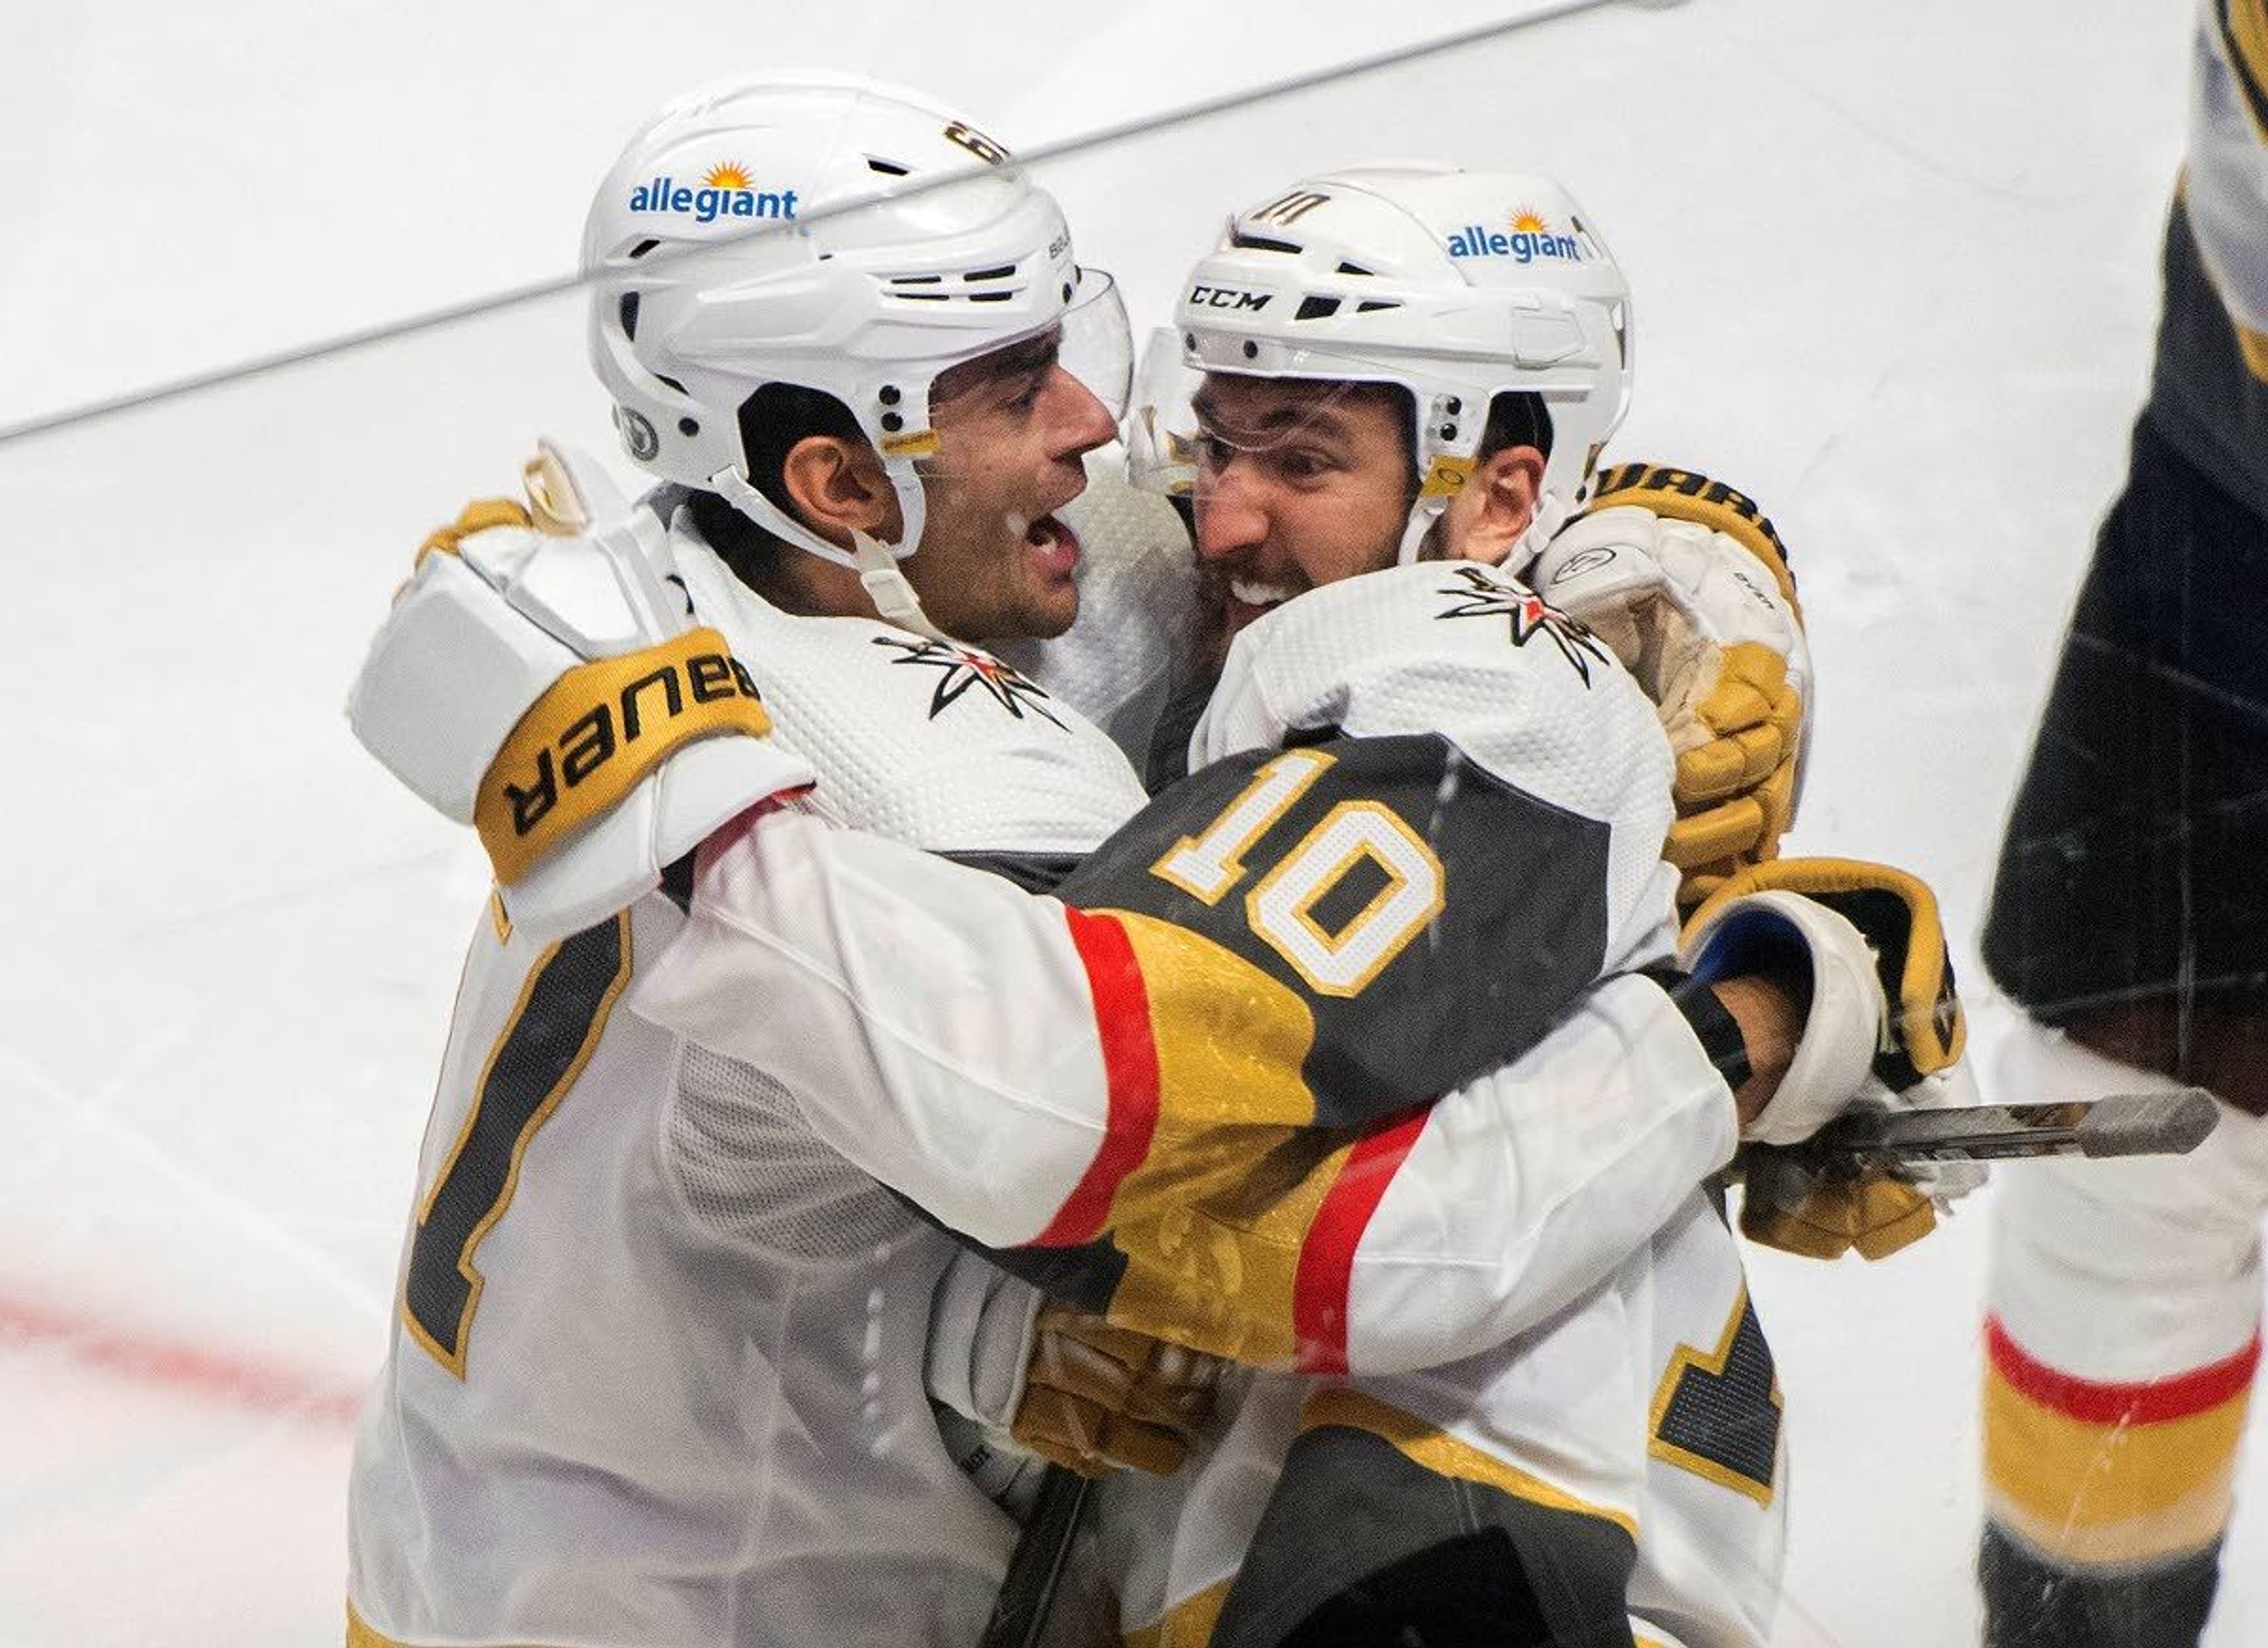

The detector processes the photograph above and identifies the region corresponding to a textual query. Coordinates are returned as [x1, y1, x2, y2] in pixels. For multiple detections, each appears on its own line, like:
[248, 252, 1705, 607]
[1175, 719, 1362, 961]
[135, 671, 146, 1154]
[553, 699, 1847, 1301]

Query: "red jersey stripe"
[1293, 1103, 1429, 1373]
[1034, 907, 1164, 1247]
[1985, 1314, 2262, 1426]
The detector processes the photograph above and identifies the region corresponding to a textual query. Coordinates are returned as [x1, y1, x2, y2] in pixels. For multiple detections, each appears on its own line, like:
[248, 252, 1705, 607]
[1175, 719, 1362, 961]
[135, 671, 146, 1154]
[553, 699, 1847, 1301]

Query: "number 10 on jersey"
[1151, 750, 1446, 998]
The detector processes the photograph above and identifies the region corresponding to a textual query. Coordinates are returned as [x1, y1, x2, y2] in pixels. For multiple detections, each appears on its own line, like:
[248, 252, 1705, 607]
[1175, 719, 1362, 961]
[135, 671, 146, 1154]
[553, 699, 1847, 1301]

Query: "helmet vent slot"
[628, 239, 660, 260]
[964, 265, 1016, 282]
[1334, 260, 1374, 276]
[1230, 232, 1300, 255]
[1295, 296, 1342, 322]
[1356, 300, 1402, 314]
[654, 373, 688, 395]
[866, 157, 911, 177]
[968, 292, 1013, 303]
[618, 292, 641, 340]
[890, 275, 943, 285]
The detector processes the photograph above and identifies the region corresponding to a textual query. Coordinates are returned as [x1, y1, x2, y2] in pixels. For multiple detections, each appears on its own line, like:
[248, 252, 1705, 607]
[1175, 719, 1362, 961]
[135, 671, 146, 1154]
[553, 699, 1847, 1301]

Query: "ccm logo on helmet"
[1188, 285, 1271, 312]
[1446, 212, 1582, 263]
[628, 162, 799, 226]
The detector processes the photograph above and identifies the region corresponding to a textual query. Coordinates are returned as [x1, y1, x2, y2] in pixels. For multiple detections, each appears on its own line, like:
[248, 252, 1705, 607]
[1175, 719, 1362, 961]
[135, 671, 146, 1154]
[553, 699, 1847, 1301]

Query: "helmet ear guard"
[1152, 164, 1633, 568]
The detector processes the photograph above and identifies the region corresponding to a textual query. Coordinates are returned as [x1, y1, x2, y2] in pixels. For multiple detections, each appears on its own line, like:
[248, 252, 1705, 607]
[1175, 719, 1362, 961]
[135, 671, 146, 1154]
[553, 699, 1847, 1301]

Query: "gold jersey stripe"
[1107, 910, 1318, 1131]
[2223, 0, 2268, 145]
[1986, 1478, 2236, 1571]
[1090, 912, 1330, 1364]
[2240, 318, 2268, 386]
[1984, 1359, 2250, 1549]
[1123, 1578, 1231, 1647]
[1105, 1119, 1346, 1367]
[1301, 1386, 1640, 1542]
[474, 627, 773, 886]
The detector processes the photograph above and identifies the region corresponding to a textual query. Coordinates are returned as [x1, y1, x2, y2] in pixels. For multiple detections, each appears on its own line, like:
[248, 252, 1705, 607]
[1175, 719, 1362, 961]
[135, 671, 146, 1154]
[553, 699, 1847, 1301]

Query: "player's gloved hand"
[1681, 857, 1986, 1261]
[346, 440, 809, 942]
[1013, 1301, 1223, 1478]
[927, 1255, 1221, 1483]
[1528, 467, 1808, 907]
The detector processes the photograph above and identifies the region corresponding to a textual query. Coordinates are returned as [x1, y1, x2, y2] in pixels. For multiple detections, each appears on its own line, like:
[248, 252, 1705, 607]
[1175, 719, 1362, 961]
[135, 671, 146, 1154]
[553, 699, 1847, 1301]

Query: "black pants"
[1982, 414, 2268, 1027]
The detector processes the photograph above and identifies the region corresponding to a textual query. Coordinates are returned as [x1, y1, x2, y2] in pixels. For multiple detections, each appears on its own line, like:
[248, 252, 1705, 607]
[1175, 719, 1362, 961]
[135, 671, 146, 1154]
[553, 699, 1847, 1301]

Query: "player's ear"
[778, 434, 902, 544]
[1443, 444, 1544, 566]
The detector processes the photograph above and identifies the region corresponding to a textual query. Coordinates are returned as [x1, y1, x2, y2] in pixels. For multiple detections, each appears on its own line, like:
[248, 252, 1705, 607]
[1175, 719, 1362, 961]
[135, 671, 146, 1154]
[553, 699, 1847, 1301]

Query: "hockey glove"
[927, 1256, 1221, 1483]
[1682, 857, 1984, 1261]
[346, 441, 810, 942]
[1015, 1301, 1223, 1478]
[1529, 467, 1807, 907]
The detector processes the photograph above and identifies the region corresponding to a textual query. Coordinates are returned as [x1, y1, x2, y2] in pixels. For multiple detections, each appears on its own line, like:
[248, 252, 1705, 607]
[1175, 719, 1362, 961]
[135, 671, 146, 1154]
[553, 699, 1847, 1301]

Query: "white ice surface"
[2, 1, 2253, 1643]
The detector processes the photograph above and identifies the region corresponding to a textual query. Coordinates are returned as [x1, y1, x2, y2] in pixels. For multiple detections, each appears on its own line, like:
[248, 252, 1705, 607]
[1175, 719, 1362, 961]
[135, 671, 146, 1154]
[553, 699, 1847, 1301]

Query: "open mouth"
[1219, 574, 1301, 638]
[1228, 576, 1299, 608]
[1024, 512, 1080, 579]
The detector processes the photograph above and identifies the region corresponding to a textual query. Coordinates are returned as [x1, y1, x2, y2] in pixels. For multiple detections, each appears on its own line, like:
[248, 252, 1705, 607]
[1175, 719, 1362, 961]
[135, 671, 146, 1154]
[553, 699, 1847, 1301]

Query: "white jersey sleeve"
[631, 561, 1733, 1375]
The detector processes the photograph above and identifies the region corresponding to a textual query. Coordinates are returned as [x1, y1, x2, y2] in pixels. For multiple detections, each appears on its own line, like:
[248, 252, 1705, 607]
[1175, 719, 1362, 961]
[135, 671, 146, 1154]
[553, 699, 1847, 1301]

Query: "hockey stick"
[1800, 1088, 2218, 1168]
[979, 1463, 1094, 1648]
[976, 1092, 2219, 1647]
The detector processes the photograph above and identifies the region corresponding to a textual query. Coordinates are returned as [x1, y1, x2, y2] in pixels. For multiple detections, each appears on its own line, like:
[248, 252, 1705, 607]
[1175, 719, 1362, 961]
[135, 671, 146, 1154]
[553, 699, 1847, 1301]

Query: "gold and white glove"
[1013, 1301, 1223, 1478]
[1683, 857, 1984, 1261]
[927, 1255, 1221, 1486]
[1529, 466, 1807, 907]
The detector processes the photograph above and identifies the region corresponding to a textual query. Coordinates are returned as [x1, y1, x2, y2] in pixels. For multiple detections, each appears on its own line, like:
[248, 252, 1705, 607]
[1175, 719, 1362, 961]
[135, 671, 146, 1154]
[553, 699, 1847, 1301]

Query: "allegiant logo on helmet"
[627, 162, 799, 226]
[1446, 211, 1582, 263]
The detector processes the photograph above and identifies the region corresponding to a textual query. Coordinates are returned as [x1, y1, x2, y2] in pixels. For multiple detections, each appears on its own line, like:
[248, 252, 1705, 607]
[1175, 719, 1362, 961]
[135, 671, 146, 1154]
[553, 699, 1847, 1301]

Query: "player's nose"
[1193, 467, 1270, 562]
[1045, 367, 1119, 462]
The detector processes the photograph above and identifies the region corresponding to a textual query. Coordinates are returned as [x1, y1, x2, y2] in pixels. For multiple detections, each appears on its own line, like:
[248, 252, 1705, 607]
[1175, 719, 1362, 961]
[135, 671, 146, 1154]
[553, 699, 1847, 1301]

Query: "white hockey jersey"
[633, 557, 1784, 1643]
[1100, 568, 1784, 1648]
[634, 559, 1737, 1376]
[344, 514, 1147, 1648]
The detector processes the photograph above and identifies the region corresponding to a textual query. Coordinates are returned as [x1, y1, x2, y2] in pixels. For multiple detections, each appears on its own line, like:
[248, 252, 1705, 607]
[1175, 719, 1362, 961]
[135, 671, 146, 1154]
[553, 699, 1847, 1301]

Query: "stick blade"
[2075, 1089, 2220, 1158]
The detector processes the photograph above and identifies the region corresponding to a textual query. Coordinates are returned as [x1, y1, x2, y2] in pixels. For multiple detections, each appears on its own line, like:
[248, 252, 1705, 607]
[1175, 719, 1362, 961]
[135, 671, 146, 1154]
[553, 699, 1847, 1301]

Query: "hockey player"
[1084, 164, 1909, 1648]
[346, 90, 1963, 1648]
[1974, 8, 2268, 1643]
[622, 168, 1978, 1646]
[342, 76, 1837, 1648]
[341, 74, 1214, 1648]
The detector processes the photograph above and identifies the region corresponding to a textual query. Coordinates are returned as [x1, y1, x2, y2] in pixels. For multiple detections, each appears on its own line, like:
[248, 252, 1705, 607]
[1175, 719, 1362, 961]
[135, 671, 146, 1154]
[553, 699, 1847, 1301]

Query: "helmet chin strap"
[849, 529, 947, 640]
[1507, 487, 1575, 572]
[708, 463, 951, 641]
[1395, 499, 1447, 565]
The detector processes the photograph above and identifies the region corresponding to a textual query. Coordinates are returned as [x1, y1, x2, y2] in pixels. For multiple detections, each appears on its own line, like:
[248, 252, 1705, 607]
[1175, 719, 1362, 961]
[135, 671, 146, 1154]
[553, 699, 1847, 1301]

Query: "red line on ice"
[0, 1292, 364, 1425]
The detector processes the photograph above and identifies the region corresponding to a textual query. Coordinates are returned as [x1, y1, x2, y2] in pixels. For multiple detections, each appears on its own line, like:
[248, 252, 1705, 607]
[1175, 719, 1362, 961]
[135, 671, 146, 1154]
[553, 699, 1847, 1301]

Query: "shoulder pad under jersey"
[665, 518, 1149, 858]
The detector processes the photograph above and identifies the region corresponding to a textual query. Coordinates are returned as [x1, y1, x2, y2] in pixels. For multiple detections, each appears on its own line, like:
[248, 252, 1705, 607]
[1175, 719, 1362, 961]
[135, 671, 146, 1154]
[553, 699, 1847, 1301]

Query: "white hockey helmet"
[582, 71, 1130, 634]
[1149, 164, 1632, 564]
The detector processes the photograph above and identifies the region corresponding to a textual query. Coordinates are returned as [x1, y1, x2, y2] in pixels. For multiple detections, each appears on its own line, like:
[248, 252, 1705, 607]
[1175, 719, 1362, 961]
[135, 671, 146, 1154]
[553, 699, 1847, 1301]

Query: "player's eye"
[1196, 431, 1239, 470]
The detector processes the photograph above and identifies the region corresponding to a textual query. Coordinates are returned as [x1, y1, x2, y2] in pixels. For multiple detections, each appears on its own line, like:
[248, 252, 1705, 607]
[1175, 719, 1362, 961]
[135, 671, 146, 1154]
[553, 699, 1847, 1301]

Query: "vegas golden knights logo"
[1248, 189, 1331, 227]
